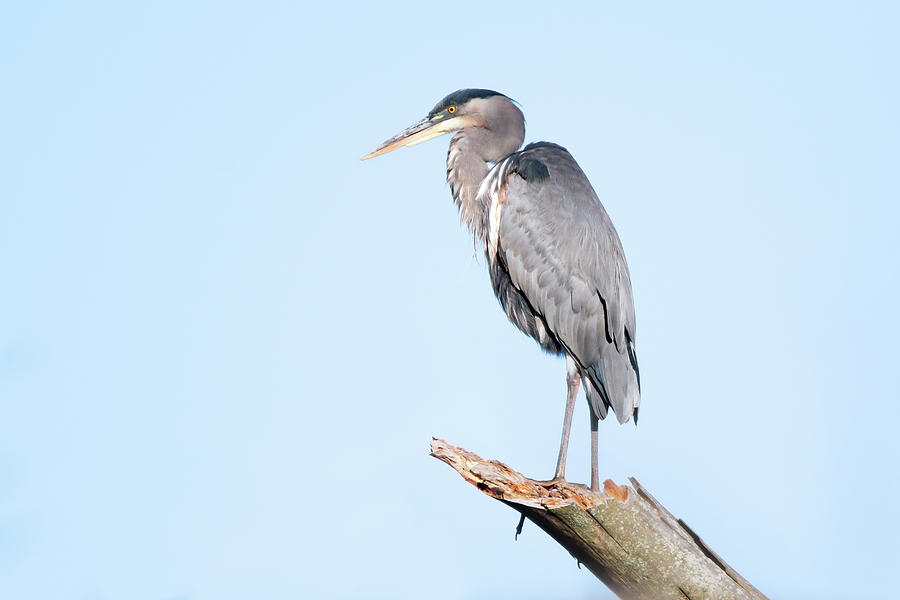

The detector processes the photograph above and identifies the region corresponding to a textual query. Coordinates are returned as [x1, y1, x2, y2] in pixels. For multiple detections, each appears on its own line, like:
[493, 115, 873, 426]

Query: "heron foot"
[535, 475, 567, 487]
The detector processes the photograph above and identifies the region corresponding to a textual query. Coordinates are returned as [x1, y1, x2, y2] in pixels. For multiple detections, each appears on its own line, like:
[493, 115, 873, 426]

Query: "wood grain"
[430, 438, 768, 600]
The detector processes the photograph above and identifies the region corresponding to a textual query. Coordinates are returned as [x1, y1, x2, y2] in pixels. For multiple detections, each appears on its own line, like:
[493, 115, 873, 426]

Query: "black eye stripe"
[428, 89, 505, 118]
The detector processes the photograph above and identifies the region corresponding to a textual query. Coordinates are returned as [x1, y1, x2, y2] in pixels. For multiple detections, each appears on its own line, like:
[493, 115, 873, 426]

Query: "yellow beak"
[361, 115, 477, 160]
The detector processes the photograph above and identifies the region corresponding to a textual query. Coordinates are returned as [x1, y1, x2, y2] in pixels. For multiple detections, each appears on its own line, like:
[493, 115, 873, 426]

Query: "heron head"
[362, 89, 515, 160]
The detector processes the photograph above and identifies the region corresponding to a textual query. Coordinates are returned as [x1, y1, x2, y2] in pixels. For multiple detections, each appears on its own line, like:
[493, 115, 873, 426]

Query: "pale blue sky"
[1, 2, 898, 599]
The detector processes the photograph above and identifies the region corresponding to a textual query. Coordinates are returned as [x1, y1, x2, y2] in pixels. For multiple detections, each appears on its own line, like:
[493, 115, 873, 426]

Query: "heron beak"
[361, 115, 475, 160]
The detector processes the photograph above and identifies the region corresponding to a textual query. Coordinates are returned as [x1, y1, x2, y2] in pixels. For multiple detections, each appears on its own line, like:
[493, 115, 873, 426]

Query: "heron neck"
[446, 132, 491, 244]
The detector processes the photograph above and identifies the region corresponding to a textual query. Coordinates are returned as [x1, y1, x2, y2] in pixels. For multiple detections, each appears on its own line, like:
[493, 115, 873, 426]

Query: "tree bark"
[430, 438, 768, 600]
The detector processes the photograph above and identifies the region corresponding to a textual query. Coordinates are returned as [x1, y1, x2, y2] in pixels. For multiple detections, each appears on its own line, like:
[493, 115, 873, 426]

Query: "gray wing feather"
[496, 143, 640, 423]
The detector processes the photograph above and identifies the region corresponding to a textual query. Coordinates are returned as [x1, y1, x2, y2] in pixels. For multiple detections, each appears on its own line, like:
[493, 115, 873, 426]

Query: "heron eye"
[448, 106, 456, 114]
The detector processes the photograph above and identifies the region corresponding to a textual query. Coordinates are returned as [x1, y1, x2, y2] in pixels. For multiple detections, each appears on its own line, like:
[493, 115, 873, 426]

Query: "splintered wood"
[429, 437, 623, 509]
[429, 438, 768, 600]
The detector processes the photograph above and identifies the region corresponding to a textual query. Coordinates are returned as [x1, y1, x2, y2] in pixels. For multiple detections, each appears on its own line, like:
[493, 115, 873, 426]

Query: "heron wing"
[493, 142, 640, 423]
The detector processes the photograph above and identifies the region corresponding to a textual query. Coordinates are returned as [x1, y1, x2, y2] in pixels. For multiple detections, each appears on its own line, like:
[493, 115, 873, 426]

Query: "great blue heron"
[363, 89, 640, 491]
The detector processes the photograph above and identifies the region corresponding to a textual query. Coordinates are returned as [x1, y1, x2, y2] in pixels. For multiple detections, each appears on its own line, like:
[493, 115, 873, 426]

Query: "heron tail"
[583, 345, 640, 425]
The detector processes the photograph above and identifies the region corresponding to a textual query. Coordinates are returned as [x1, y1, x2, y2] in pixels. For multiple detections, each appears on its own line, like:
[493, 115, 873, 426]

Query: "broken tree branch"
[430, 438, 768, 600]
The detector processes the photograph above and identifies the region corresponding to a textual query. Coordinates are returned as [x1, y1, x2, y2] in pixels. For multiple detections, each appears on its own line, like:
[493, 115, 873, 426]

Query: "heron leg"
[590, 412, 600, 492]
[553, 356, 581, 480]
